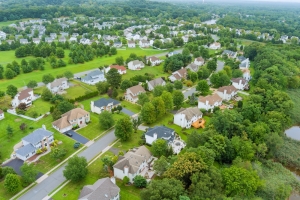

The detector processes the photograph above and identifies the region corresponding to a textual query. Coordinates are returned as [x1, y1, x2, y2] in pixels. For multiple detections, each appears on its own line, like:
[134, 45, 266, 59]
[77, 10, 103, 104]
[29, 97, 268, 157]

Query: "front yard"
[113, 130, 144, 151]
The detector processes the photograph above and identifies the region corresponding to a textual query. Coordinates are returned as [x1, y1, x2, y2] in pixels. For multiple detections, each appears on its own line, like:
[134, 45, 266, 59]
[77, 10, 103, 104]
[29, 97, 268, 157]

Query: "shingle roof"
[237, 56, 247, 62]
[195, 57, 204, 62]
[186, 63, 199, 72]
[222, 50, 236, 57]
[231, 78, 247, 85]
[176, 107, 202, 121]
[146, 126, 175, 144]
[128, 85, 146, 95]
[93, 98, 120, 108]
[198, 94, 222, 104]
[148, 77, 165, 88]
[148, 56, 159, 62]
[22, 128, 53, 145]
[79, 178, 120, 200]
[217, 85, 238, 94]
[110, 65, 126, 71]
[50, 78, 68, 88]
[17, 88, 33, 100]
[61, 108, 89, 121]
[131, 60, 144, 66]
[15, 143, 36, 156]
[82, 69, 103, 81]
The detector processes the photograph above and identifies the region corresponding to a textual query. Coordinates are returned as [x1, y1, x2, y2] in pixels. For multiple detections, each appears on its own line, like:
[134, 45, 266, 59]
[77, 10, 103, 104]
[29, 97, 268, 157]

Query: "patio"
[171, 138, 186, 154]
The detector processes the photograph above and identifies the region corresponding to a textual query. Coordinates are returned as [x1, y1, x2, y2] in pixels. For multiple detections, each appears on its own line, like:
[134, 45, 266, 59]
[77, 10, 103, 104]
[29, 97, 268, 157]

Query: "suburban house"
[91, 98, 120, 114]
[0, 109, 4, 120]
[168, 68, 187, 82]
[147, 77, 166, 91]
[216, 85, 238, 101]
[194, 57, 205, 66]
[186, 63, 200, 72]
[81, 69, 106, 85]
[32, 38, 41, 44]
[12, 88, 35, 108]
[237, 56, 250, 69]
[59, 37, 66, 43]
[139, 39, 150, 48]
[125, 85, 146, 103]
[147, 56, 162, 66]
[174, 107, 203, 129]
[167, 51, 180, 57]
[231, 78, 249, 90]
[15, 126, 54, 161]
[113, 146, 153, 182]
[46, 77, 69, 94]
[209, 42, 221, 49]
[52, 108, 90, 133]
[128, 60, 145, 70]
[20, 39, 28, 44]
[222, 50, 237, 59]
[145, 126, 175, 145]
[79, 177, 120, 200]
[128, 40, 136, 48]
[241, 68, 251, 81]
[198, 94, 223, 111]
[105, 65, 127, 74]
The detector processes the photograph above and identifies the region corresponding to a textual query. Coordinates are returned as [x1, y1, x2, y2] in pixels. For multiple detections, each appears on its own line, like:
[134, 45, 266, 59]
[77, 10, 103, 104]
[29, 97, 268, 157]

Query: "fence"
[7, 109, 49, 121]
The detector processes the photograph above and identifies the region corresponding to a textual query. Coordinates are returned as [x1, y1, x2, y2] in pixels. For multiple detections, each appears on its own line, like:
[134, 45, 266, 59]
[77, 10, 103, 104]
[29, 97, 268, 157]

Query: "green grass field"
[113, 130, 144, 151]
[123, 62, 169, 80]
[0, 48, 167, 91]
[25, 98, 52, 117]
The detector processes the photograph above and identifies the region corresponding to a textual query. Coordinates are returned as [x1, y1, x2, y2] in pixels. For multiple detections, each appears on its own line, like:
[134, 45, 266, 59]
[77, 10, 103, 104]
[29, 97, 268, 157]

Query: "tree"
[57, 100, 74, 114]
[99, 111, 115, 130]
[63, 156, 88, 182]
[133, 175, 147, 188]
[153, 155, 169, 176]
[174, 80, 183, 90]
[64, 71, 73, 80]
[196, 80, 210, 94]
[41, 88, 53, 101]
[137, 93, 150, 106]
[114, 117, 133, 141]
[96, 81, 109, 94]
[173, 90, 184, 109]
[161, 91, 173, 112]
[140, 178, 185, 200]
[186, 130, 202, 148]
[51, 148, 67, 160]
[153, 85, 165, 97]
[42, 74, 55, 84]
[140, 102, 156, 124]
[4, 174, 21, 193]
[5, 68, 16, 79]
[132, 117, 142, 133]
[115, 56, 124, 65]
[27, 80, 37, 89]
[232, 69, 243, 78]
[105, 68, 122, 88]
[7, 125, 13, 138]
[20, 163, 38, 185]
[165, 83, 174, 93]
[207, 59, 217, 71]
[110, 47, 117, 55]
[0, 90, 4, 98]
[120, 80, 132, 91]
[6, 85, 17, 98]
[152, 139, 168, 157]
[101, 155, 117, 170]
[17, 103, 27, 110]
[1, 167, 16, 178]
[56, 47, 65, 58]
[152, 97, 165, 119]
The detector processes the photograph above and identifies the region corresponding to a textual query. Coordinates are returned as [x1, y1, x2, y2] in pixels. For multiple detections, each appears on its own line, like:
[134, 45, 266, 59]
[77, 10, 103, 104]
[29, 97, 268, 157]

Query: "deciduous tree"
[6, 85, 18, 98]
[20, 163, 38, 185]
[196, 80, 210, 94]
[42, 74, 55, 84]
[27, 80, 37, 88]
[99, 111, 114, 130]
[114, 117, 133, 141]
[140, 102, 156, 124]
[137, 93, 150, 106]
[152, 139, 168, 157]
[133, 175, 147, 188]
[173, 90, 184, 109]
[4, 174, 21, 193]
[105, 68, 122, 88]
[63, 156, 88, 182]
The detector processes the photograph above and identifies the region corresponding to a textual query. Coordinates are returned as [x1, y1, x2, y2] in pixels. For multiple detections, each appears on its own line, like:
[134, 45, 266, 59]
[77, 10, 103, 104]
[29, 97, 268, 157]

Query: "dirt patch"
[14, 118, 21, 122]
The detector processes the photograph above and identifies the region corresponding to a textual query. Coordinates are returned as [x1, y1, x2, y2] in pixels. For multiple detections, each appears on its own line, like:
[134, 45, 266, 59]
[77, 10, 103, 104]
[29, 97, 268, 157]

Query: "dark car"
[65, 132, 73, 137]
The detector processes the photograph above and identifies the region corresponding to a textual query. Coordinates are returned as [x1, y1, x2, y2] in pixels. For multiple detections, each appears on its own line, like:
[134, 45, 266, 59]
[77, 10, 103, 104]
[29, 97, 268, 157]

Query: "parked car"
[66, 132, 73, 137]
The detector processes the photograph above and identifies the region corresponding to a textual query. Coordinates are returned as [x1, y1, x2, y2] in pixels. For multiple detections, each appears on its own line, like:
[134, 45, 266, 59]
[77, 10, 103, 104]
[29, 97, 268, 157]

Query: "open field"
[0, 48, 167, 91]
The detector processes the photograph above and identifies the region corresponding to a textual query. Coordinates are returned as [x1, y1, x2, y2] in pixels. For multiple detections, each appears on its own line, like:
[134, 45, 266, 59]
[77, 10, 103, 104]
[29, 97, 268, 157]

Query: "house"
[168, 68, 187, 82]
[52, 108, 90, 133]
[45, 37, 53, 43]
[216, 60, 225, 72]
[69, 37, 77, 42]
[222, 50, 237, 59]
[12, 88, 35, 108]
[46, 78, 69, 94]
[174, 107, 203, 129]
[105, 65, 127, 74]
[20, 39, 28, 44]
[198, 94, 223, 111]
[32, 38, 40, 44]
[15, 126, 54, 161]
[127, 41, 136, 48]
[167, 51, 180, 57]
[186, 63, 200, 72]
[146, 56, 162, 66]
[91, 98, 120, 114]
[125, 85, 146, 103]
[241, 68, 251, 81]
[113, 146, 153, 182]
[81, 69, 106, 85]
[59, 37, 66, 43]
[139, 39, 150, 48]
[0, 31, 6, 40]
[128, 60, 145, 70]
[231, 78, 248, 90]
[79, 177, 120, 200]
[0, 109, 4, 120]
[209, 42, 221, 49]
[237, 56, 250, 69]
[194, 57, 205, 66]
[216, 85, 238, 101]
[147, 78, 166, 91]
[182, 35, 189, 43]
[113, 41, 122, 48]
[50, 33, 57, 39]
[145, 126, 175, 145]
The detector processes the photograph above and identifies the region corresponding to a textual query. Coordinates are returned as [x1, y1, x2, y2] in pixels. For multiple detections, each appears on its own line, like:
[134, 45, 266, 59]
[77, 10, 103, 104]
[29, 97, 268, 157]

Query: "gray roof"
[79, 178, 120, 200]
[237, 56, 247, 62]
[93, 98, 120, 108]
[50, 77, 68, 88]
[148, 77, 165, 88]
[22, 128, 53, 145]
[146, 126, 175, 144]
[15, 143, 35, 156]
[82, 69, 103, 81]
[222, 50, 236, 57]
[186, 63, 199, 72]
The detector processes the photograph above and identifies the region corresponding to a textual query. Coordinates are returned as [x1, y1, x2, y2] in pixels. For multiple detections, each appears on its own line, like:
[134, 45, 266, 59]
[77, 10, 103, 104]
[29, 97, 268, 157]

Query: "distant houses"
[128, 60, 145, 70]
[168, 68, 187, 82]
[80, 69, 106, 85]
[209, 42, 221, 50]
[147, 77, 166, 91]
[105, 65, 127, 74]
[0, 109, 4, 120]
[198, 94, 223, 111]
[216, 86, 238, 101]
[147, 56, 162, 66]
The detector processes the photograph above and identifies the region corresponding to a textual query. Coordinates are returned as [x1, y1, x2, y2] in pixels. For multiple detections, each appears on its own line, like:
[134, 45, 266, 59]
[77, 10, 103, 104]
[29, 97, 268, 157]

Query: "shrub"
[73, 91, 98, 102]
[123, 176, 130, 185]
[186, 80, 193, 87]
[133, 175, 147, 188]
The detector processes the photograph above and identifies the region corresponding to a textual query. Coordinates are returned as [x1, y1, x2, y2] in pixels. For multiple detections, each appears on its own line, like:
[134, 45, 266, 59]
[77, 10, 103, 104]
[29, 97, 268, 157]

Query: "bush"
[36, 149, 43, 154]
[1, 167, 16, 178]
[133, 175, 147, 188]
[186, 80, 193, 87]
[138, 139, 146, 145]
[123, 176, 129, 185]
[16, 109, 26, 115]
[73, 91, 98, 102]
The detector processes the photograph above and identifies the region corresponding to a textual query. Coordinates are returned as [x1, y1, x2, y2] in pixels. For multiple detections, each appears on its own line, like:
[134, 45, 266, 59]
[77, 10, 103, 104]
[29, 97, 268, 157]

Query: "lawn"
[0, 95, 12, 110]
[113, 130, 144, 151]
[63, 79, 97, 100]
[121, 101, 141, 113]
[24, 98, 52, 117]
[0, 48, 167, 91]
[116, 179, 141, 200]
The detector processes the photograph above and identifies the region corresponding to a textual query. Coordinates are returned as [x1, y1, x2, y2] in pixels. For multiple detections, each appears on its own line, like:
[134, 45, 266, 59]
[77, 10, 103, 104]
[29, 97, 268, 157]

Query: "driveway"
[64, 130, 89, 144]
[216, 60, 225, 72]
[182, 87, 196, 100]
[121, 108, 135, 117]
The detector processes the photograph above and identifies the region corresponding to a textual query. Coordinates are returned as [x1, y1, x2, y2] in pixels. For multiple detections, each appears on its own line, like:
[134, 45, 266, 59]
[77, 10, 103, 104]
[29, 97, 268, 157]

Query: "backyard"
[24, 98, 52, 118]
[62, 79, 97, 100]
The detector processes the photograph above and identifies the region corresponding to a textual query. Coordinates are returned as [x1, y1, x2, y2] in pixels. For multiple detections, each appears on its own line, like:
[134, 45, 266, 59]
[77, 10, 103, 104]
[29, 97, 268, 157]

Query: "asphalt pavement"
[19, 130, 117, 200]
[64, 130, 89, 144]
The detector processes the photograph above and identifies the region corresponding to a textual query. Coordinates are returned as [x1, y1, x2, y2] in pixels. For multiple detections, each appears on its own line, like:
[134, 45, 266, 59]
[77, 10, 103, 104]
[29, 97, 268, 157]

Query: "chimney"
[110, 176, 116, 185]
[124, 166, 129, 176]
[239, 79, 242, 86]
[153, 133, 157, 139]
[42, 124, 46, 130]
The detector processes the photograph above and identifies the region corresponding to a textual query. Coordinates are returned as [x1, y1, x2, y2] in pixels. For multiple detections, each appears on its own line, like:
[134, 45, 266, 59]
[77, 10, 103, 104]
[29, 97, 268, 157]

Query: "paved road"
[64, 130, 89, 144]
[182, 87, 196, 100]
[19, 130, 117, 200]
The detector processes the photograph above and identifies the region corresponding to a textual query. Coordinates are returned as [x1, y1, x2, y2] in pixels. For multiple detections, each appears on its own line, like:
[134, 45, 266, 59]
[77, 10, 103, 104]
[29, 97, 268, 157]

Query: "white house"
[194, 57, 205, 66]
[237, 56, 250, 69]
[222, 50, 237, 59]
[147, 78, 166, 91]
[32, 38, 41, 44]
[125, 85, 146, 103]
[139, 39, 150, 48]
[52, 108, 90, 133]
[186, 63, 200, 72]
[113, 146, 153, 182]
[12, 88, 35, 108]
[174, 107, 203, 129]
[20, 39, 28, 45]
[241, 68, 251, 81]
[15, 126, 54, 161]
[182, 35, 189, 43]
[216, 85, 238, 101]
[209, 42, 221, 49]
[79, 177, 120, 200]
[0, 109, 4, 120]
[0, 31, 6, 40]
[167, 51, 180, 57]
[231, 78, 248, 90]
[81, 69, 106, 85]
[91, 98, 120, 114]
[46, 78, 69, 94]
[168, 68, 187, 82]
[105, 65, 127, 74]
[198, 94, 223, 111]
[128, 60, 145, 70]
[147, 56, 163, 66]
[128, 41, 136, 48]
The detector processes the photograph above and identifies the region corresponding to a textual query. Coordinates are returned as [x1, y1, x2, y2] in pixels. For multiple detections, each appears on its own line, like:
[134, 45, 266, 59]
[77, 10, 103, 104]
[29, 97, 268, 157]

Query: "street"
[18, 130, 117, 200]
